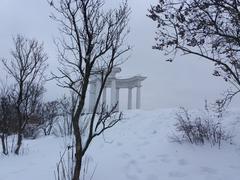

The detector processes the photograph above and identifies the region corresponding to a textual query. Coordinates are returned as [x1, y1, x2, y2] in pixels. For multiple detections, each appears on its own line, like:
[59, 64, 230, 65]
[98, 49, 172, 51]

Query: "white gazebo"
[88, 67, 146, 112]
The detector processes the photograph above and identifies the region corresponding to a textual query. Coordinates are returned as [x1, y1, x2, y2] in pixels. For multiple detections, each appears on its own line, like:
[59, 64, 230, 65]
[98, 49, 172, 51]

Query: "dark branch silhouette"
[49, 0, 130, 179]
[148, 0, 240, 110]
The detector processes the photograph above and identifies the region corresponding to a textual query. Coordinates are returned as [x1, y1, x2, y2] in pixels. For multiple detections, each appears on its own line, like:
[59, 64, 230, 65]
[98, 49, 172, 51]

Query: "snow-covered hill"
[1, 108, 240, 180]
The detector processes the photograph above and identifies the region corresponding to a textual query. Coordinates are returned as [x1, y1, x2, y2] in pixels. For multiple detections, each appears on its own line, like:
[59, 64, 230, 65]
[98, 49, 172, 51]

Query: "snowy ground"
[1, 108, 240, 180]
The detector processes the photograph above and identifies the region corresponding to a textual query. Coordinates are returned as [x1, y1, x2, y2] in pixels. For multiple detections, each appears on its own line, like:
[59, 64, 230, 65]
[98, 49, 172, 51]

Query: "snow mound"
[1, 108, 240, 180]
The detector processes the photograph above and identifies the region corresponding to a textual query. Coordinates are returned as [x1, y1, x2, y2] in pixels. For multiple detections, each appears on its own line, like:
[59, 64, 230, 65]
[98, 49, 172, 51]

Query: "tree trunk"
[71, 70, 90, 180]
[1, 134, 7, 155]
[72, 116, 83, 180]
[15, 108, 23, 155]
[72, 141, 83, 180]
[14, 132, 22, 155]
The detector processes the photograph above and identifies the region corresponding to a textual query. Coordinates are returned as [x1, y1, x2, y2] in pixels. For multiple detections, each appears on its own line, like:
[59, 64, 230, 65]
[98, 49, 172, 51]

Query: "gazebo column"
[95, 80, 101, 111]
[89, 82, 96, 112]
[136, 86, 141, 109]
[111, 79, 117, 108]
[128, 88, 132, 110]
[102, 87, 107, 106]
[116, 88, 120, 111]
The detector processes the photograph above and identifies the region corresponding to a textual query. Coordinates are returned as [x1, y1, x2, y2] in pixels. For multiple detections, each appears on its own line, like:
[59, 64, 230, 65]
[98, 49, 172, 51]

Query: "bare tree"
[49, 0, 130, 179]
[0, 96, 10, 155]
[57, 94, 77, 136]
[38, 100, 60, 136]
[1, 35, 48, 154]
[0, 84, 17, 155]
[148, 0, 240, 110]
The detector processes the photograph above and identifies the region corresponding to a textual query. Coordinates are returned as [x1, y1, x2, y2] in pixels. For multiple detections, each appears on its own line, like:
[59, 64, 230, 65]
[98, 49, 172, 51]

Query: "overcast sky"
[0, 0, 239, 110]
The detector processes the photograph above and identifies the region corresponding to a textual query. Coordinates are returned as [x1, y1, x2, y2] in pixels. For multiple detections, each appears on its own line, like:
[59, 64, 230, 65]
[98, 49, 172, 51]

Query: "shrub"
[171, 107, 232, 148]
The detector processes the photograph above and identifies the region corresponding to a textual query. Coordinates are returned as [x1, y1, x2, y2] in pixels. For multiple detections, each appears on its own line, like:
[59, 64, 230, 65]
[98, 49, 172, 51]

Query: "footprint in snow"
[116, 142, 123, 147]
[178, 159, 188, 166]
[139, 154, 146, 160]
[157, 154, 171, 163]
[124, 159, 142, 180]
[147, 159, 158, 164]
[160, 158, 171, 163]
[129, 159, 137, 164]
[139, 136, 147, 140]
[125, 173, 139, 180]
[146, 174, 159, 180]
[137, 140, 150, 147]
[168, 171, 187, 178]
[157, 154, 169, 158]
[129, 160, 142, 173]
[200, 166, 217, 174]
[120, 152, 131, 159]
[152, 130, 157, 134]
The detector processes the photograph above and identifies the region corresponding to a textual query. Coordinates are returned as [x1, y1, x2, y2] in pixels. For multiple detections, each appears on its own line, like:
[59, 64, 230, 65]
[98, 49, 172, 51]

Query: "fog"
[0, 0, 239, 110]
